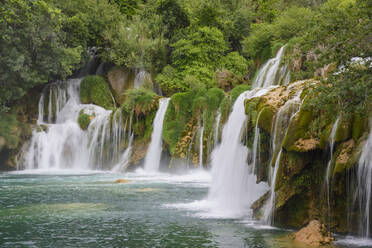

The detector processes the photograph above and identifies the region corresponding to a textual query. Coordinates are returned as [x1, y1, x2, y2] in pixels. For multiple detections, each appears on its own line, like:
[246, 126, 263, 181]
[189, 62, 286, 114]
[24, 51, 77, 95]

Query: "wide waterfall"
[20, 79, 131, 171]
[355, 122, 372, 237]
[143, 98, 170, 172]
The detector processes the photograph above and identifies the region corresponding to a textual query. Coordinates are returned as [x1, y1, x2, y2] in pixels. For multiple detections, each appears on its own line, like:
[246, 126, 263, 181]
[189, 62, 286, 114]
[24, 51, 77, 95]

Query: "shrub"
[80, 76, 114, 109]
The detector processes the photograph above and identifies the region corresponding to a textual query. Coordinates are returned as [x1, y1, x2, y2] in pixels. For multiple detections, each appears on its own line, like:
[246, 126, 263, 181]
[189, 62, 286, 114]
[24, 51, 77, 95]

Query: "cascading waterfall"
[21, 79, 130, 171]
[214, 110, 221, 148]
[325, 117, 340, 228]
[263, 88, 303, 224]
[251, 110, 263, 174]
[143, 98, 170, 172]
[199, 123, 204, 168]
[253, 46, 290, 88]
[355, 122, 372, 237]
[206, 45, 291, 218]
[207, 88, 271, 218]
[134, 69, 152, 89]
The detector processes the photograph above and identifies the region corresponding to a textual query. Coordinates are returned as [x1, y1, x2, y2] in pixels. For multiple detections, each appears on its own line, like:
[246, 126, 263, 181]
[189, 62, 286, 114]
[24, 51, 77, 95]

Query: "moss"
[257, 106, 276, 134]
[282, 108, 314, 152]
[352, 114, 368, 141]
[80, 75, 114, 109]
[78, 110, 91, 130]
[123, 88, 158, 116]
[230, 84, 251, 103]
[0, 113, 20, 150]
[335, 116, 352, 142]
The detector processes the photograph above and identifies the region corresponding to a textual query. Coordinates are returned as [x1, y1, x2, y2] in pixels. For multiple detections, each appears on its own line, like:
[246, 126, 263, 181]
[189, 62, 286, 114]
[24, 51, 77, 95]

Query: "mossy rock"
[257, 106, 276, 134]
[78, 111, 91, 130]
[352, 114, 368, 141]
[80, 75, 114, 109]
[333, 137, 366, 175]
[0, 113, 21, 150]
[335, 117, 352, 142]
[282, 109, 314, 152]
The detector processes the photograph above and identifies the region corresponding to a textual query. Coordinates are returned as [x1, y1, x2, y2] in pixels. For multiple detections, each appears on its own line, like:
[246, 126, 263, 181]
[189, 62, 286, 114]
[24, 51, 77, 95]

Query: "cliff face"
[244, 81, 370, 233]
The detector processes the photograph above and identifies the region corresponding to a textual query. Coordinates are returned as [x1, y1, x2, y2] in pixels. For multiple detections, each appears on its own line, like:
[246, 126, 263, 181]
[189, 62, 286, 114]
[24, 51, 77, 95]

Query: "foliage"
[80, 76, 114, 109]
[0, 0, 82, 110]
[78, 111, 91, 130]
[0, 113, 20, 150]
[221, 52, 248, 77]
[102, 14, 168, 72]
[122, 88, 157, 116]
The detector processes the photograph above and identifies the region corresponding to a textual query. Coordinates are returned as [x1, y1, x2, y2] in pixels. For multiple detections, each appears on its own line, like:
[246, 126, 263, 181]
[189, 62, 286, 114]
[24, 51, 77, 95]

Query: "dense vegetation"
[0, 0, 370, 148]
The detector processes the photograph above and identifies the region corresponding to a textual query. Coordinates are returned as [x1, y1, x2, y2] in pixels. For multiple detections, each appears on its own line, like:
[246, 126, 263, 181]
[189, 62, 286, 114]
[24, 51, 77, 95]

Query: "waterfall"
[253, 46, 290, 88]
[199, 124, 204, 167]
[20, 79, 130, 171]
[134, 69, 152, 89]
[251, 110, 263, 174]
[263, 88, 303, 224]
[207, 88, 271, 218]
[355, 122, 372, 237]
[214, 110, 221, 148]
[143, 98, 170, 172]
[325, 117, 340, 228]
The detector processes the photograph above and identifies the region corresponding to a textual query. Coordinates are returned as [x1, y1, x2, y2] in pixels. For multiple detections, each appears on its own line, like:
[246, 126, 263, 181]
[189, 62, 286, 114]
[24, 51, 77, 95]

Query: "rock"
[0, 136, 5, 152]
[114, 179, 130, 183]
[107, 66, 135, 104]
[294, 220, 334, 246]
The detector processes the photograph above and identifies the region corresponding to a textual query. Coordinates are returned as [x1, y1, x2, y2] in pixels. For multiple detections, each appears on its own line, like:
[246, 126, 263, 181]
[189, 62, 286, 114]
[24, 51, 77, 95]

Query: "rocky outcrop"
[107, 66, 135, 104]
[294, 220, 334, 246]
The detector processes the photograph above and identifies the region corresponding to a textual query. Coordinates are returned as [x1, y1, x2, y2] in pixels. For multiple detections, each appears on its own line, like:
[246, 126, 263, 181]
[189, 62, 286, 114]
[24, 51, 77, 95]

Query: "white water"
[251, 110, 263, 174]
[134, 69, 152, 89]
[325, 116, 340, 228]
[214, 110, 221, 148]
[143, 98, 170, 172]
[207, 88, 271, 218]
[263, 88, 303, 225]
[199, 124, 204, 168]
[355, 122, 372, 237]
[21, 79, 131, 171]
[253, 46, 290, 88]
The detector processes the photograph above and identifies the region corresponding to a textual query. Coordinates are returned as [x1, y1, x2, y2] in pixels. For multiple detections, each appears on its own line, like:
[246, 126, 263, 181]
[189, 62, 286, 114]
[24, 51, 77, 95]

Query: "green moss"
[80, 76, 114, 109]
[123, 88, 157, 116]
[335, 116, 352, 142]
[0, 113, 20, 150]
[282, 108, 313, 151]
[78, 110, 91, 130]
[257, 106, 276, 134]
[230, 84, 251, 103]
[352, 114, 368, 141]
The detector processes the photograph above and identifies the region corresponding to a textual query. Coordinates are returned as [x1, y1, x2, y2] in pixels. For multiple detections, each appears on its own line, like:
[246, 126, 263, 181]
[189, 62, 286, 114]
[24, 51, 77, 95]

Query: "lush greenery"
[78, 110, 91, 130]
[80, 76, 114, 109]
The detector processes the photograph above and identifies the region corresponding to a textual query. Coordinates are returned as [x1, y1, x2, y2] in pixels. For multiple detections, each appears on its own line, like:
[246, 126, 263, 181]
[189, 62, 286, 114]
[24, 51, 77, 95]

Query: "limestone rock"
[114, 179, 130, 183]
[294, 220, 334, 246]
[107, 66, 135, 104]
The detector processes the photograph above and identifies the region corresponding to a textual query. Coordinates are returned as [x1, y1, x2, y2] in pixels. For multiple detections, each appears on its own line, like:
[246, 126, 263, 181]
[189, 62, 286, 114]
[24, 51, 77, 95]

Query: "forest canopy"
[0, 0, 371, 114]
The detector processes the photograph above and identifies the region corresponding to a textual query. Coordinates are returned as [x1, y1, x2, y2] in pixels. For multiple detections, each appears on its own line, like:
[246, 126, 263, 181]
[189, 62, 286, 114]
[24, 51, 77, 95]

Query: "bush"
[78, 111, 91, 130]
[122, 88, 158, 116]
[80, 76, 114, 109]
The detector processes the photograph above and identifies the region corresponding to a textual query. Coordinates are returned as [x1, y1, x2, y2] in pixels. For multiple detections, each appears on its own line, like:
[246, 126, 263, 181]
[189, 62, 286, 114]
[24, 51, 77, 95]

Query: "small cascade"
[134, 69, 152, 89]
[253, 46, 290, 88]
[355, 122, 372, 237]
[251, 110, 263, 174]
[214, 110, 221, 148]
[263, 88, 303, 224]
[143, 98, 170, 172]
[21, 78, 130, 171]
[207, 88, 271, 218]
[325, 117, 340, 228]
[199, 124, 204, 167]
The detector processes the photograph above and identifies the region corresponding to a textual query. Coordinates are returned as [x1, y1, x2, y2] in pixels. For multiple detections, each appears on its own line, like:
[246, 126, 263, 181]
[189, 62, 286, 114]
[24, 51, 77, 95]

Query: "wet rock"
[114, 179, 130, 183]
[294, 220, 334, 246]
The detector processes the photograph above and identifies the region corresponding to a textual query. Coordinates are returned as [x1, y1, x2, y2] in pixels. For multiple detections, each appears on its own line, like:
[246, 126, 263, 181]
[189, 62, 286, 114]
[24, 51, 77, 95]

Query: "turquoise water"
[0, 170, 369, 247]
